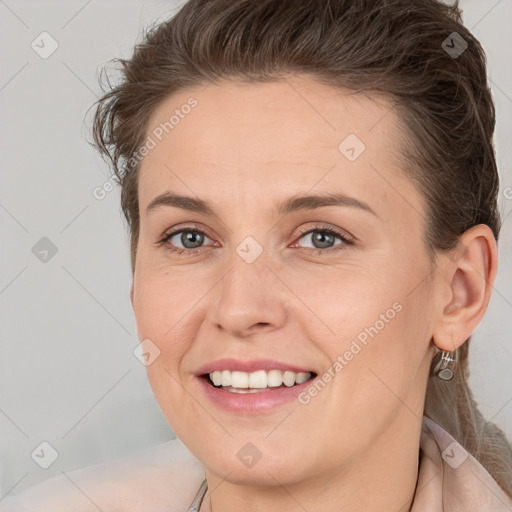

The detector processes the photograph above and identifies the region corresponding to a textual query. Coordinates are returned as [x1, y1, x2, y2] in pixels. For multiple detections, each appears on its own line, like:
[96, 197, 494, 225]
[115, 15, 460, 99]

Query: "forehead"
[143, 77, 401, 164]
[138, 76, 420, 223]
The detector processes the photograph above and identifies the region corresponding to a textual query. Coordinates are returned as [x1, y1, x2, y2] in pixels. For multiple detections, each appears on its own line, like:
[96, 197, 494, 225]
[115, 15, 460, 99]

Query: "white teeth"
[295, 372, 310, 384]
[208, 369, 312, 389]
[221, 370, 231, 386]
[211, 371, 222, 386]
[283, 371, 296, 387]
[248, 370, 267, 389]
[231, 371, 249, 388]
[267, 369, 283, 387]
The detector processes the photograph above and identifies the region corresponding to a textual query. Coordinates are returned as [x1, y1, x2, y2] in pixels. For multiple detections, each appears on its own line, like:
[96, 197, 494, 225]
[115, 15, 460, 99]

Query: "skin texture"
[130, 76, 497, 512]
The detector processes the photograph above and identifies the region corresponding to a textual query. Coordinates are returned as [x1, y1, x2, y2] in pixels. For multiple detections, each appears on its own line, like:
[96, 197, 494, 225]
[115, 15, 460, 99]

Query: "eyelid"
[160, 222, 354, 255]
[293, 223, 354, 243]
[160, 222, 213, 239]
[158, 224, 217, 254]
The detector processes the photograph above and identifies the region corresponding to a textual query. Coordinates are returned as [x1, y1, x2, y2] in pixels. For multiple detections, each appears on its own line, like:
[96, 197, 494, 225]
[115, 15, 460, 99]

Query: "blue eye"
[297, 228, 348, 250]
[160, 224, 353, 256]
[161, 228, 213, 255]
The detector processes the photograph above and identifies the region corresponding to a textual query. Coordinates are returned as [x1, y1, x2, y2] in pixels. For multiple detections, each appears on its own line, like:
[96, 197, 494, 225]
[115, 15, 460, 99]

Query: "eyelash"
[159, 224, 354, 256]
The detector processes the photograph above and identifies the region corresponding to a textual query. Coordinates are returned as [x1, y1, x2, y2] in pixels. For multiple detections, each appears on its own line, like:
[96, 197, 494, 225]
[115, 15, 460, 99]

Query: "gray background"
[1, 0, 511, 497]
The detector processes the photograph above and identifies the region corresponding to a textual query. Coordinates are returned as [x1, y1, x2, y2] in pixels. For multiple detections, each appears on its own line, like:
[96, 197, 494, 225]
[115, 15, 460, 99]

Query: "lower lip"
[196, 376, 315, 413]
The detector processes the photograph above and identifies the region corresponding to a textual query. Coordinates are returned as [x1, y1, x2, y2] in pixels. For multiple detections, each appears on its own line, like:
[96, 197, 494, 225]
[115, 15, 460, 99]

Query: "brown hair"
[90, 0, 512, 495]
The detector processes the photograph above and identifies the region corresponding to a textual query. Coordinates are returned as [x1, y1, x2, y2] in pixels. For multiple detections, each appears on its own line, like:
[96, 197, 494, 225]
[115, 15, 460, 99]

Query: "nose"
[207, 253, 287, 339]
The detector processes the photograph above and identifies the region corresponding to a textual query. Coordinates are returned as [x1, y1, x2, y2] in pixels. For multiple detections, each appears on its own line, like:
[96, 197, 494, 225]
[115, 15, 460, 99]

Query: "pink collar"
[411, 416, 512, 510]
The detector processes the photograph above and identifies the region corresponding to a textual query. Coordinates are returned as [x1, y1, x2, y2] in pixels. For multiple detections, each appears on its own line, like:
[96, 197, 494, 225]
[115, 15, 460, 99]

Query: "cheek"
[325, 276, 432, 417]
[132, 266, 204, 343]
[303, 289, 431, 454]
[300, 255, 432, 385]
[285, 259, 406, 342]
[131, 270, 204, 408]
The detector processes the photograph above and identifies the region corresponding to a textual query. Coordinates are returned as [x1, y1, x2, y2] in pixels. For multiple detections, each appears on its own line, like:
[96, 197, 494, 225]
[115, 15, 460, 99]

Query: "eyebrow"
[145, 191, 378, 218]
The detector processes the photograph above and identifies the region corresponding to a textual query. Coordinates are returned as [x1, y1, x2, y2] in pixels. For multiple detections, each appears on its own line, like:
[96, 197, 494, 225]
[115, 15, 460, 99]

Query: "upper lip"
[195, 358, 316, 376]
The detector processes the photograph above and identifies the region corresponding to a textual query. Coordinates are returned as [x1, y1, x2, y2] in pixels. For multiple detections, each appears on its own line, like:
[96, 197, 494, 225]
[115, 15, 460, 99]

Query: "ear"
[432, 224, 498, 352]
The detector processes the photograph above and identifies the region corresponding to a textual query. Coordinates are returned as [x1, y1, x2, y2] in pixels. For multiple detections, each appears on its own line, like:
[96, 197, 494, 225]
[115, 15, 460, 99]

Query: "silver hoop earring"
[432, 349, 458, 381]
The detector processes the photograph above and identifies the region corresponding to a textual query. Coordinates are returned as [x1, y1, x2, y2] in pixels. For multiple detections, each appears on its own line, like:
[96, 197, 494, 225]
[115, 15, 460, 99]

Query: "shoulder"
[420, 416, 512, 510]
[0, 438, 205, 512]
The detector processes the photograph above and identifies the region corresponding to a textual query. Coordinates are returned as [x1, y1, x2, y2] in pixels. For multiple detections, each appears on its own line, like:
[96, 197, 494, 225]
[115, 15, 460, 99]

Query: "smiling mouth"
[201, 369, 317, 393]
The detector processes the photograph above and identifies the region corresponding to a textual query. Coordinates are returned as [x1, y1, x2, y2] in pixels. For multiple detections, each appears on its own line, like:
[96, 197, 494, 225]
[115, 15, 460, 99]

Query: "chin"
[195, 440, 313, 484]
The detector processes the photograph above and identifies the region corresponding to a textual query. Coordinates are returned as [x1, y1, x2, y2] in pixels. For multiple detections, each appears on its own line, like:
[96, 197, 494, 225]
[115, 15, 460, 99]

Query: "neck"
[200, 411, 423, 512]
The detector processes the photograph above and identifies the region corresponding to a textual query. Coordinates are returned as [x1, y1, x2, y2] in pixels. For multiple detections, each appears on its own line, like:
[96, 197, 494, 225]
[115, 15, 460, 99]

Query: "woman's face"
[131, 77, 438, 484]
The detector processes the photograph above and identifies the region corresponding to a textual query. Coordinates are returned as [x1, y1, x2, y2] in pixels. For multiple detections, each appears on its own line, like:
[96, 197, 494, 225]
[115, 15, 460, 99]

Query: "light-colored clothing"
[2, 416, 511, 511]
[411, 416, 512, 511]
[183, 416, 512, 511]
